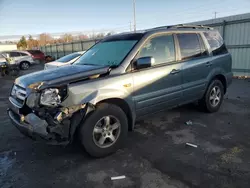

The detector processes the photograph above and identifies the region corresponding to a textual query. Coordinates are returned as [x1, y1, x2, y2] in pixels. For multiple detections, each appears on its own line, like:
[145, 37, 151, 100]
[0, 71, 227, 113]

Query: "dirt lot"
[1, 65, 250, 188]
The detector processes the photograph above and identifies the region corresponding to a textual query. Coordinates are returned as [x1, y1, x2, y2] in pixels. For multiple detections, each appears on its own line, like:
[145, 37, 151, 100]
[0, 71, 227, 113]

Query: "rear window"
[177, 33, 206, 60]
[204, 31, 228, 55]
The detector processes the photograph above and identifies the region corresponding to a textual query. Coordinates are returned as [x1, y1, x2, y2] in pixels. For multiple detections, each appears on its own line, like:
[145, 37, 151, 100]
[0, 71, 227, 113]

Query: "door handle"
[170, 69, 181, 74]
[205, 62, 212, 67]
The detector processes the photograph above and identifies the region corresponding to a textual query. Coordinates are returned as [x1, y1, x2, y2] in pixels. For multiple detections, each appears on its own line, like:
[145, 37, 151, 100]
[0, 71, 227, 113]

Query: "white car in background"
[0, 50, 35, 70]
[44, 51, 85, 70]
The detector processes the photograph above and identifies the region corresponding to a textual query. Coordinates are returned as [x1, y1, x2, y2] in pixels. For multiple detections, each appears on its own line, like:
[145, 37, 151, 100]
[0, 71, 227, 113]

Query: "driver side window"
[138, 34, 176, 66]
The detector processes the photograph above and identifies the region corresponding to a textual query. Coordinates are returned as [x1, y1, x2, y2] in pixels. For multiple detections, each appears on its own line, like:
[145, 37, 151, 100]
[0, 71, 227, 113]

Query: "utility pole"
[133, 0, 136, 32]
[214, 11, 217, 19]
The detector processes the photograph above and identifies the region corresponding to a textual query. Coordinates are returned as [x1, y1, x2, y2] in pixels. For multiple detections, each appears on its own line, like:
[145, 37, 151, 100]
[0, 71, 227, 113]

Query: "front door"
[132, 34, 183, 117]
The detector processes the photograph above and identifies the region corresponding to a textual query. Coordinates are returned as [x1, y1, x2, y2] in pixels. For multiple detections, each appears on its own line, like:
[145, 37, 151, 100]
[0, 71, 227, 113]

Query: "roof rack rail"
[169, 24, 213, 30]
[149, 24, 213, 31]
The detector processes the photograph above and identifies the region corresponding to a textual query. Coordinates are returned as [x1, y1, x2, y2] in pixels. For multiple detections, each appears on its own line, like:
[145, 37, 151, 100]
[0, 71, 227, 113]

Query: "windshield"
[57, 53, 80, 63]
[74, 40, 138, 67]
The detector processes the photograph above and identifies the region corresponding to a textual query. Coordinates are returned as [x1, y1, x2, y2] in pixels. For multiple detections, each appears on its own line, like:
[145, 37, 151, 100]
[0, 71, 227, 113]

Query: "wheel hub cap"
[209, 86, 221, 107]
[92, 115, 121, 148]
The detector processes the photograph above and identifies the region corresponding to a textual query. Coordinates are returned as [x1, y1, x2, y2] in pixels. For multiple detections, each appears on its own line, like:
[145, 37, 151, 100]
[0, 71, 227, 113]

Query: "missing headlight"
[40, 88, 61, 107]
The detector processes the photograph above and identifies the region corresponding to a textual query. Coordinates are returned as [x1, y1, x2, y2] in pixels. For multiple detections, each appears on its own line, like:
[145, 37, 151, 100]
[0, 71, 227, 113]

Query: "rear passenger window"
[177, 33, 205, 60]
[204, 31, 228, 55]
[138, 34, 176, 66]
[9, 52, 20, 57]
[20, 52, 28, 56]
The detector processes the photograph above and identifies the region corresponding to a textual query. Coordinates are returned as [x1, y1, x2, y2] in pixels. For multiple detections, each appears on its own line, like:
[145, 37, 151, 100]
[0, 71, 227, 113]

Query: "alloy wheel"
[209, 86, 221, 107]
[92, 115, 121, 148]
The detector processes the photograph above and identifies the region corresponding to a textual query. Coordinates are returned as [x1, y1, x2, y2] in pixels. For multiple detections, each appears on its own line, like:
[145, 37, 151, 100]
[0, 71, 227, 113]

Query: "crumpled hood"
[15, 64, 109, 88]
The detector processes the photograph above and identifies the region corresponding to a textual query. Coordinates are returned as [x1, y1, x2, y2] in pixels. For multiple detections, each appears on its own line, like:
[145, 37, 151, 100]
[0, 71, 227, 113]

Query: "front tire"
[198, 79, 224, 113]
[79, 103, 128, 157]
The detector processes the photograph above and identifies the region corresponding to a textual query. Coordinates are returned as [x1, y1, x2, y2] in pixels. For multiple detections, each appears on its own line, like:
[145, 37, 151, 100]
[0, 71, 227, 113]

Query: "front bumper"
[7, 98, 66, 144]
[7, 107, 52, 141]
[7, 96, 86, 145]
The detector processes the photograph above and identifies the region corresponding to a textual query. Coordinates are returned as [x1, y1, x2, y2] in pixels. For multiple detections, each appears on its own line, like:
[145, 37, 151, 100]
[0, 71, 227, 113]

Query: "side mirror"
[134, 56, 155, 70]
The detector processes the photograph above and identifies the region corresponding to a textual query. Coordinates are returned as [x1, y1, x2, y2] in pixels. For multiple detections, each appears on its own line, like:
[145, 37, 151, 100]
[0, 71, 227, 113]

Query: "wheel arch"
[96, 98, 134, 131]
[20, 60, 31, 65]
[210, 74, 227, 94]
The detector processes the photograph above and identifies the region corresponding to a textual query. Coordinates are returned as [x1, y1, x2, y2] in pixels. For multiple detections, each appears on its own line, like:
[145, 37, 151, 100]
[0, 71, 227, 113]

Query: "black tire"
[198, 79, 224, 113]
[19, 61, 30, 70]
[79, 103, 128, 157]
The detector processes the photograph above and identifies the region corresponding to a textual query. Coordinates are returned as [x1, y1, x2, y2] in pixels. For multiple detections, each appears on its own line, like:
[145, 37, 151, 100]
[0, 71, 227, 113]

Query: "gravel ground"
[1, 65, 250, 188]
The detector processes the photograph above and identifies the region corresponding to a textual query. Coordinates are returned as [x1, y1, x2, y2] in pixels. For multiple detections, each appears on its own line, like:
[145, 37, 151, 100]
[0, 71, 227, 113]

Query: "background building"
[190, 12, 250, 76]
[0, 44, 17, 52]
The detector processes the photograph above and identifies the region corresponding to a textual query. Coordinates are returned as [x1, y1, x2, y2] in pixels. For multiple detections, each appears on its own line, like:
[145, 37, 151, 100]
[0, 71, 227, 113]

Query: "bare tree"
[27, 35, 39, 49]
[61, 34, 74, 43]
[38, 33, 53, 46]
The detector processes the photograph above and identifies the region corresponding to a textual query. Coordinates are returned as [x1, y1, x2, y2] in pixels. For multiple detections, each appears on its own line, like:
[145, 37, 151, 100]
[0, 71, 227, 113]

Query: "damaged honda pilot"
[8, 25, 232, 157]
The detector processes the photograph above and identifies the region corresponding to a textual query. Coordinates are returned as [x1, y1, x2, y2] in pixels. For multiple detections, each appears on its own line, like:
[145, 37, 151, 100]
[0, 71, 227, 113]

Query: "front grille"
[10, 84, 27, 107]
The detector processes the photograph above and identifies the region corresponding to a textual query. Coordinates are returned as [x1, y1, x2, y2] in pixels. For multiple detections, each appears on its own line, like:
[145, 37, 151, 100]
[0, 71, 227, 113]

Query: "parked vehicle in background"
[0, 50, 35, 70]
[27, 50, 45, 62]
[7, 25, 232, 157]
[44, 51, 85, 70]
[45, 55, 55, 63]
[0, 54, 19, 77]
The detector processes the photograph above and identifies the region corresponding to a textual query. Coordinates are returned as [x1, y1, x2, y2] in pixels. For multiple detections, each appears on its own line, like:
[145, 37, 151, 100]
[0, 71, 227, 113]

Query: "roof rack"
[149, 24, 213, 31]
[170, 24, 213, 30]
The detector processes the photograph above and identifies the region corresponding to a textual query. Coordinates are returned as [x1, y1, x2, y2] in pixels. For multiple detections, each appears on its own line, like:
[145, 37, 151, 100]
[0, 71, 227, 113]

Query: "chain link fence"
[40, 39, 102, 59]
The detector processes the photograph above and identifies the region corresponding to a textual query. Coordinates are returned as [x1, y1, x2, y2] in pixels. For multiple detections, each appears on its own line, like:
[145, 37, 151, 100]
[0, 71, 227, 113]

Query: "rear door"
[176, 33, 211, 103]
[132, 34, 183, 117]
[10, 52, 22, 61]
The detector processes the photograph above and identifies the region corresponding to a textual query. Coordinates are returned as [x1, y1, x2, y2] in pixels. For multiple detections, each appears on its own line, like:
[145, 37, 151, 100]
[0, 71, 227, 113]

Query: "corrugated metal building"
[0, 44, 17, 52]
[189, 13, 250, 76]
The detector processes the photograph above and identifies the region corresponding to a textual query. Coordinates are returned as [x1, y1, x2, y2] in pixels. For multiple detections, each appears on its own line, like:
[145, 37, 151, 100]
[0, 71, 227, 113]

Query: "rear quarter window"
[204, 31, 228, 55]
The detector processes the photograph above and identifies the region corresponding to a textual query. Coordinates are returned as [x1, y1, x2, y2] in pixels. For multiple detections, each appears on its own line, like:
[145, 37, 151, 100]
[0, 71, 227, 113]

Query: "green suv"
[8, 25, 232, 157]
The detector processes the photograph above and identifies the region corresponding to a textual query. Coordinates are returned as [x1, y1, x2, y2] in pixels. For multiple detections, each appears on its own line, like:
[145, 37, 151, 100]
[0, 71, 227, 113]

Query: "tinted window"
[177, 33, 205, 60]
[57, 53, 81, 63]
[204, 31, 228, 55]
[27, 50, 43, 55]
[10, 52, 20, 57]
[20, 52, 28, 56]
[138, 35, 176, 65]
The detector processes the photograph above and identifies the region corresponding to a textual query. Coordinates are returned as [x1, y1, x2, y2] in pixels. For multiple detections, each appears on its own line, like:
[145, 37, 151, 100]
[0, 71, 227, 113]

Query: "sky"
[0, 0, 250, 38]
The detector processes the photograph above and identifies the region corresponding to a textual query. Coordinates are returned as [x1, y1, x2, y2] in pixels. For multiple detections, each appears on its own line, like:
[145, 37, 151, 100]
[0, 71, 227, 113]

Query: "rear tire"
[20, 61, 30, 70]
[198, 79, 224, 113]
[79, 103, 128, 157]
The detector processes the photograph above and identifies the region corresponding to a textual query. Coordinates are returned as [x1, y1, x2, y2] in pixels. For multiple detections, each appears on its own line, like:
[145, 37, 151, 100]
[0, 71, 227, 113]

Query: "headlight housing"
[40, 88, 62, 107]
